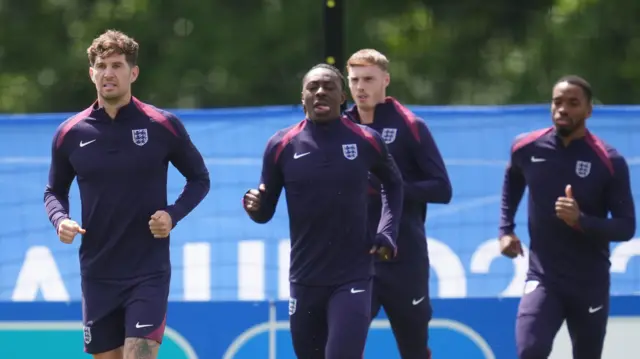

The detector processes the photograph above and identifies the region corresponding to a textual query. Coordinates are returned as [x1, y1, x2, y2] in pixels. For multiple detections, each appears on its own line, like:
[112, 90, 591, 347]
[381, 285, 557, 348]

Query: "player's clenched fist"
[499, 233, 524, 259]
[57, 219, 86, 244]
[243, 184, 266, 212]
[149, 210, 172, 239]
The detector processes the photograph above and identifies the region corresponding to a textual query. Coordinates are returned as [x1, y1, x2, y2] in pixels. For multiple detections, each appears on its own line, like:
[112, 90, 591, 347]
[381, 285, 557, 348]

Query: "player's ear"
[89, 67, 96, 84]
[340, 90, 347, 105]
[130, 65, 140, 83]
[384, 72, 390, 88]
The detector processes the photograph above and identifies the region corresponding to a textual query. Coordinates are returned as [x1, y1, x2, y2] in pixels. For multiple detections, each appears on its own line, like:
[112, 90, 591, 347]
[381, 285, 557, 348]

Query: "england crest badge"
[342, 144, 358, 160]
[575, 160, 591, 178]
[132, 129, 148, 146]
[381, 128, 397, 144]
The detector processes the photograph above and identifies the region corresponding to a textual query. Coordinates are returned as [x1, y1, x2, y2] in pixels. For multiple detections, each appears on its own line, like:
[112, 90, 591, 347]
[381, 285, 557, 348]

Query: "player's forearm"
[499, 169, 526, 237]
[404, 178, 452, 204]
[166, 174, 210, 227]
[578, 215, 636, 242]
[412, 121, 451, 204]
[44, 187, 70, 230]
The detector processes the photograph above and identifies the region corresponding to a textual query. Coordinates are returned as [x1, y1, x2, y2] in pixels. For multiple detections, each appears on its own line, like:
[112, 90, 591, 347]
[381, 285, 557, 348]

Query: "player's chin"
[100, 90, 122, 100]
[311, 109, 334, 121]
[554, 124, 574, 137]
[553, 116, 574, 127]
[355, 99, 373, 110]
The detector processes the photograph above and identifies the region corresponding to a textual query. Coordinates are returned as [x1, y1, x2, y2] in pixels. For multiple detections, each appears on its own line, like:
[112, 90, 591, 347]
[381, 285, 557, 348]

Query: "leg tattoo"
[124, 338, 159, 359]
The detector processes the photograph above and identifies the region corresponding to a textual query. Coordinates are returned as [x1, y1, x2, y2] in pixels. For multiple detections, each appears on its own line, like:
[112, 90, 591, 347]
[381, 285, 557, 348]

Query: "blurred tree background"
[0, 0, 638, 113]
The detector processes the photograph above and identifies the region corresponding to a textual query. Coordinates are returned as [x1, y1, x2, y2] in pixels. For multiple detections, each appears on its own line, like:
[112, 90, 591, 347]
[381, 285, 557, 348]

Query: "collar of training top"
[344, 96, 401, 124]
[89, 97, 141, 122]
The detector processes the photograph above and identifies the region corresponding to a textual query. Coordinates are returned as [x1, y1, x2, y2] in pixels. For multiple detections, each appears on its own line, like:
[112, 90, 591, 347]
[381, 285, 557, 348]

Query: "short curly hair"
[87, 30, 139, 67]
[303, 63, 346, 90]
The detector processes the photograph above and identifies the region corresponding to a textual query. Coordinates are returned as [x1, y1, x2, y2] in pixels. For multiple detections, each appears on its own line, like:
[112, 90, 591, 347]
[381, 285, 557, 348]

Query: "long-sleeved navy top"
[44, 97, 210, 279]
[248, 116, 404, 286]
[500, 127, 635, 287]
[345, 97, 452, 264]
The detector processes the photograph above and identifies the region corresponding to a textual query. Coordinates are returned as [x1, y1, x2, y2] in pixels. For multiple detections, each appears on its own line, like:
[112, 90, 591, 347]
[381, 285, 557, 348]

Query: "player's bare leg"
[123, 338, 159, 359]
[92, 347, 123, 359]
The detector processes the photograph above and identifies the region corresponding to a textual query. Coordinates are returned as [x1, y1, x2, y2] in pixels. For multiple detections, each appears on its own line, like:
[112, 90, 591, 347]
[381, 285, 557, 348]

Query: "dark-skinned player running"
[499, 75, 635, 359]
[242, 63, 404, 359]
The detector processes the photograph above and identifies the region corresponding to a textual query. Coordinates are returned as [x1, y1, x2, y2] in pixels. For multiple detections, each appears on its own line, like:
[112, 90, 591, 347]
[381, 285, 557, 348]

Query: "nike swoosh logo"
[589, 305, 603, 314]
[135, 322, 153, 328]
[412, 297, 425, 305]
[293, 152, 310, 159]
[80, 140, 96, 147]
[531, 156, 546, 162]
[350, 288, 365, 294]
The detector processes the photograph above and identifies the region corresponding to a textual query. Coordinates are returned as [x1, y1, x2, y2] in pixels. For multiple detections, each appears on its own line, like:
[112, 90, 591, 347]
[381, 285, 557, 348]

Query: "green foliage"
[0, 0, 638, 113]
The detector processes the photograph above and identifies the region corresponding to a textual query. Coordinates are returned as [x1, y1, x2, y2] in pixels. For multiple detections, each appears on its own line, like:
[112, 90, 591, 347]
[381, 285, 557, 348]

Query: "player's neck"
[357, 97, 385, 125]
[560, 127, 587, 147]
[358, 109, 374, 124]
[99, 93, 132, 120]
[311, 115, 341, 124]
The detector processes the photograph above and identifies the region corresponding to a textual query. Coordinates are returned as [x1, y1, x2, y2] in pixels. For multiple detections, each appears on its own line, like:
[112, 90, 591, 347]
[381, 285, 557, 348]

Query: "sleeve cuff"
[164, 206, 182, 229]
[575, 214, 587, 232]
[499, 226, 514, 238]
[51, 213, 70, 233]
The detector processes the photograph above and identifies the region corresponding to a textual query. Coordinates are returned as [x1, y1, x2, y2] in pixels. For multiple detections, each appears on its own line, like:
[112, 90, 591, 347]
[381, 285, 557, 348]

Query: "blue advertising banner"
[0, 105, 639, 302]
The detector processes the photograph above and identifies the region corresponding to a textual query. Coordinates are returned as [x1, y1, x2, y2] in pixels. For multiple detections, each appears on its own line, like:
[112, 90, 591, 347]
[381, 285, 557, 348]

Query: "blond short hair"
[346, 49, 389, 72]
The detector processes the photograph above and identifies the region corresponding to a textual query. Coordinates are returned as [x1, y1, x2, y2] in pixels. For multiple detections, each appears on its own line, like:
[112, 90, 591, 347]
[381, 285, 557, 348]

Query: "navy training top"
[500, 127, 635, 287]
[248, 116, 404, 285]
[44, 97, 210, 279]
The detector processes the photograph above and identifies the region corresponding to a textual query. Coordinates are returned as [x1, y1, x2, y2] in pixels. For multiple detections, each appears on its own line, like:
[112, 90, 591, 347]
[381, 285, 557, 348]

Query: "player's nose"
[103, 68, 117, 78]
[315, 89, 329, 99]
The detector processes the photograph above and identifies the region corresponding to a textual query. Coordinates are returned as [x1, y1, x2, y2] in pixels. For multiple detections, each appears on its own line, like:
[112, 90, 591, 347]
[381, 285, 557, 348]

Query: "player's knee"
[325, 344, 364, 359]
[91, 347, 123, 359]
[390, 321, 430, 357]
[291, 340, 324, 359]
[397, 345, 431, 359]
[325, 322, 368, 358]
[571, 335, 606, 359]
[517, 341, 552, 359]
[293, 347, 324, 359]
[290, 329, 325, 358]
